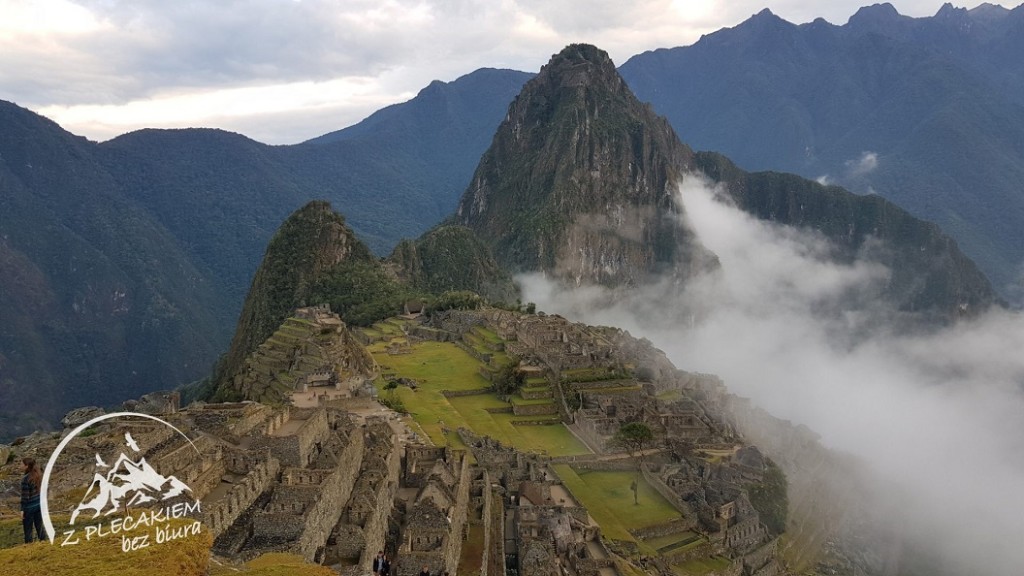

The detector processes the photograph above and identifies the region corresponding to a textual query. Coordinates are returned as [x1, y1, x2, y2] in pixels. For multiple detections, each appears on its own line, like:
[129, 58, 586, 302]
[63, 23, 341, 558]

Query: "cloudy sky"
[1, 0, 986, 144]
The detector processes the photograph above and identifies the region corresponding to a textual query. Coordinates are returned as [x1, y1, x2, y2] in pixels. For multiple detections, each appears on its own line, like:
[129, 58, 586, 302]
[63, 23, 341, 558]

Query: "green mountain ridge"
[0, 68, 530, 440]
[0, 101, 223, 440]
[210, 202, 518, 401]
[387, 225, 519, 304]
[213, 201, 378, 396]
[0, 24, 1010, 438]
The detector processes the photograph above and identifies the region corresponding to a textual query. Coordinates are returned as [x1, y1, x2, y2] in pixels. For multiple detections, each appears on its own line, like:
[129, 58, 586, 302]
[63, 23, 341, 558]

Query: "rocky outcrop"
[456, 44, 719, 289]
[225, 307, 375, 404]
[213, 201, 379, 399]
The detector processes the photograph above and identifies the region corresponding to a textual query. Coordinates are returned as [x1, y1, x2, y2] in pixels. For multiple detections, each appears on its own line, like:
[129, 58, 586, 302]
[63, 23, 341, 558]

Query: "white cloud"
[520, 174, 1024, 575]
[0, 0, 968, 143]
[845, 150, 879, 177]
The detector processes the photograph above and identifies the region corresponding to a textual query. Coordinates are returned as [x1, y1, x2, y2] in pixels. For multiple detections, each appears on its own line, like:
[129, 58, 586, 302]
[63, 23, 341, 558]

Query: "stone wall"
[569, 459, 638, 472]
[512, 402, 558, 416]
[742, 538, 778, 573]
[190, 402, 274, 440]
[642, 465, 694, 524]
[629, 518, 699, 541]
[203, 449, 280, 539]
[442, 452, 473, 573]
[251, 407, 330, 468]
[404, 445, 449, 487]
[356, 420, 402, 572]
[487, 485, 506, 576]
[569, 417, 614, 452]
[441, 388, 496, 398]
[662, 540, 715, 565]
[520, 388, 553, 400]
[291, 428, 365, 562]
[411, 325, 456, 342]
[722, 515, 764, 553]
[480, 470, 492, 576]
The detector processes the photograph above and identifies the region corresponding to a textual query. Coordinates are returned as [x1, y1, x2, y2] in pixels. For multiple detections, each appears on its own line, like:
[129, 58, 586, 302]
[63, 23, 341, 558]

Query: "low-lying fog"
[519, 175, 1024, 575]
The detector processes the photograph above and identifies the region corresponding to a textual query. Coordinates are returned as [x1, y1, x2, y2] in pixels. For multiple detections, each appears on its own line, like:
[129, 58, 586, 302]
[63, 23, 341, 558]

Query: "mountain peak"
[968, 2, 1011, 22]
[536, 44, 622, 93]
[848, 3, 903, 27]
[213, 200, 375, 394]
[455, 44, 717, 288]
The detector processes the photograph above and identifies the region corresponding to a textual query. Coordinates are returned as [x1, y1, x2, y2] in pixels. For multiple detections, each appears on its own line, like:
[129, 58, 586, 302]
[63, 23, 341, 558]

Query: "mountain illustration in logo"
[70, 451, 192, 524]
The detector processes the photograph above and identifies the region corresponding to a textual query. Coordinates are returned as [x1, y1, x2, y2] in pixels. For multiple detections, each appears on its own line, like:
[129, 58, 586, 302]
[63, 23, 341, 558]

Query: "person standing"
[380, 554, 391, 576]
[21, 457, 46, 543]
[372, 551, 385, 575]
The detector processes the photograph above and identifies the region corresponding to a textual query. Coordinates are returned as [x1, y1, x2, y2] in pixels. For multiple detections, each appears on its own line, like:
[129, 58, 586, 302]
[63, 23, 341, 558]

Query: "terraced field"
[366, 322, 589, 457]
[550, 465, 682, 547]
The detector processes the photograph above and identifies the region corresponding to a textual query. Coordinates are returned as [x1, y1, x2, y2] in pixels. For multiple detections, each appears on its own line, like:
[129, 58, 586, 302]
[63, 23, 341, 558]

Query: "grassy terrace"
[672, 556, 731, 576]
[643, 531, 702, 554]
[551, 465, 682, 550]
[582, 385, 642, 394]
[510, 395, 555, 406]
[656, 389, 683, 403]
[0, 516, 211, 576]
[457, 524, 486, 576]
[368, 328, 589, 457]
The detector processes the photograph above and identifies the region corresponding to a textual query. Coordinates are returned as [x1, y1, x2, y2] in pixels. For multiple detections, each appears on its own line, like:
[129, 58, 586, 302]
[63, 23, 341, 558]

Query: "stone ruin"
[230, 306, 376, 403]
[13, 304, 793, 576]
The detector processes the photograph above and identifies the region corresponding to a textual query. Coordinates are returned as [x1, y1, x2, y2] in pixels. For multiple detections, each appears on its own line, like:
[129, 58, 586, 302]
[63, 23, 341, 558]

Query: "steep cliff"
[455, 44, 719, 288]
[456, 43, 997, 319]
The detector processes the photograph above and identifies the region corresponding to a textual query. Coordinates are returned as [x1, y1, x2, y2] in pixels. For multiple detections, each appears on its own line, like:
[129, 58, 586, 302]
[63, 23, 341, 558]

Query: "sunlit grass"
[371, 337, 588, 456]
[551, 465, 682, 549]
[0, 517, 211, 576]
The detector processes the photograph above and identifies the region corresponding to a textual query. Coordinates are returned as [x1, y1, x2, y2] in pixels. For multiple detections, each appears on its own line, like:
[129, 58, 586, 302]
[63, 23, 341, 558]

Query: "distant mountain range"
[0, 70, 530, 440]
[619, 2, 1024, 300]
[2, 3, 1020, 440]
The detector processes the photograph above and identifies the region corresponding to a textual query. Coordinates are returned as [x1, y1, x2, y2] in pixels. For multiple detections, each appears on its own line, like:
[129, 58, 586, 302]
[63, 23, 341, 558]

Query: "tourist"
[418, 565, 431, 576]
[20, 457, 46, 543]
[372, 551, 385, 575]
[380, 554, 391, 576]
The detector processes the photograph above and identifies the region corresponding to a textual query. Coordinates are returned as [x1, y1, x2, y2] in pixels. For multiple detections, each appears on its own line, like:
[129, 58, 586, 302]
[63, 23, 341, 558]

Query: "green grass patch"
[372, 340, 588, 456]
[457, 523, 486, 576]
[656, 389, 683, 403]
[551, 465, 682, 552]
[373, 341, 489, 391]
[448, 396, 587, 456]
[211, 553, 337, 576]
[583, 386, 642, 394]
[510, 396, 555, 406]
[472, 326, 502, 344]
[359, 328, 384, 341]
[642, 531, 701, 553]
[0, 516, 210, 576]
[672, 556, 730, 576]
[525, 377, 548, 386]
